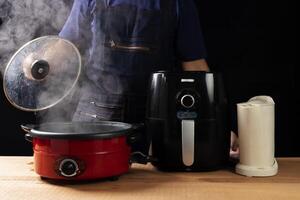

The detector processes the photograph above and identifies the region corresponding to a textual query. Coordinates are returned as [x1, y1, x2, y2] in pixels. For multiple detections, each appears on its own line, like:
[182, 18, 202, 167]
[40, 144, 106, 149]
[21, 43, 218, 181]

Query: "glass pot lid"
[3, 36, 82, 111]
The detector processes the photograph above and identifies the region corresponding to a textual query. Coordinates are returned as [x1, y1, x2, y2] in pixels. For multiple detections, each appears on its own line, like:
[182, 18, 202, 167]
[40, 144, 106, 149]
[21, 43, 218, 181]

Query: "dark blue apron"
[72, 0, 178, 153]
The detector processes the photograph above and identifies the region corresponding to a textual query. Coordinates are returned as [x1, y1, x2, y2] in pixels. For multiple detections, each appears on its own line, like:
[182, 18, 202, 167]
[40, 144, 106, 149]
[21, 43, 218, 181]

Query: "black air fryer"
[146, 71, 230, 171]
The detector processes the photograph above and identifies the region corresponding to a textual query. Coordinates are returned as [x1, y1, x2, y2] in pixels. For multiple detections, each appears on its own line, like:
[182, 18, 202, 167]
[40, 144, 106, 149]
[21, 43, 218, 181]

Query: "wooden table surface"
[0, 157, 299, 200]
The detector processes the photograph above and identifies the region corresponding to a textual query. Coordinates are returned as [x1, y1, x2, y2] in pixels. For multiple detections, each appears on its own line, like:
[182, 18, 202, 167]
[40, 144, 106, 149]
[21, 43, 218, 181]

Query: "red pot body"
[32, 136, 131, 180]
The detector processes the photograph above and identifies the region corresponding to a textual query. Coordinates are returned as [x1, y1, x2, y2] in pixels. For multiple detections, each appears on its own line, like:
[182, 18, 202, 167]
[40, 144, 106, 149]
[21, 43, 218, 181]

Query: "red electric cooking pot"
[2, 36, 152, 180]
[21, 122, 148, 180]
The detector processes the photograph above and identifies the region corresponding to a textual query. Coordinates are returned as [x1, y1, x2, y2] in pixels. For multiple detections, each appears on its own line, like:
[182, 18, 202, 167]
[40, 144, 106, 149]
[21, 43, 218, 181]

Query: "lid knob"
[30, 60, 50, 80]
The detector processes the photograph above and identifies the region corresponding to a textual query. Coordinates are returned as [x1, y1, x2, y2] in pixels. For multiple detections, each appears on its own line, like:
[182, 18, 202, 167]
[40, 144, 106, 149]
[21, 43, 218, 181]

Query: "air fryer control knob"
[59, 158, 79, 178]
[181, 94, 195, 108]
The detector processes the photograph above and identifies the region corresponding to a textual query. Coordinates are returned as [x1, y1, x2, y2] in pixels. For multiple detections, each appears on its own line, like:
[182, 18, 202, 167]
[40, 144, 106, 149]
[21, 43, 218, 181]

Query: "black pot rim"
[27, 121, 133, 140]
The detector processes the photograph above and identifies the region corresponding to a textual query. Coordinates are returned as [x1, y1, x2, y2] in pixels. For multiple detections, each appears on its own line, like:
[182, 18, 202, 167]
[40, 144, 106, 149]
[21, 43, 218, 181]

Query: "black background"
[0, 0, 298, 156]
[196, 0, 298, 156]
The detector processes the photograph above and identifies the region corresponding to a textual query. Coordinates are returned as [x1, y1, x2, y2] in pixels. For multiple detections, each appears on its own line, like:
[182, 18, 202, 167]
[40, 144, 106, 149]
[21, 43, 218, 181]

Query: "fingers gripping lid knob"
[181, 94, 195, 108]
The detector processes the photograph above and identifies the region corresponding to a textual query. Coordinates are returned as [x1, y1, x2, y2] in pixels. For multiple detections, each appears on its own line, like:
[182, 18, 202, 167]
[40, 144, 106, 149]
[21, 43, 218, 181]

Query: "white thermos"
[236, 95, 278, 177]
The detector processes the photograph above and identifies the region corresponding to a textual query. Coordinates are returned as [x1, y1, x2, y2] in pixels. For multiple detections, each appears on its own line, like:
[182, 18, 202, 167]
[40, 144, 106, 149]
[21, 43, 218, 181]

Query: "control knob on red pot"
[58, 158, 80, 178]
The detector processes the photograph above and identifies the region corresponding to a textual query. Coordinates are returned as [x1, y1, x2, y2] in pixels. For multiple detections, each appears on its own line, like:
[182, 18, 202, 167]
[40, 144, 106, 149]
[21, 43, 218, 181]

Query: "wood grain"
[0, 157, 299, 200]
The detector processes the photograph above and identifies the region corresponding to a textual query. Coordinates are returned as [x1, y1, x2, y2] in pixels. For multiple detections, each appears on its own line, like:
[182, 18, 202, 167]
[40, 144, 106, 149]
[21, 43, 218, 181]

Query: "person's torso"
[85, 0, 178, 91]
[74, 0, 178, 122]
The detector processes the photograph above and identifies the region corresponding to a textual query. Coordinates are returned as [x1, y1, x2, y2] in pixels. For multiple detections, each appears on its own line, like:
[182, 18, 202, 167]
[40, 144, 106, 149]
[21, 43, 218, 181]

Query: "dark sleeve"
[59, 0, 94, 53]
[176, 0, 207, 61]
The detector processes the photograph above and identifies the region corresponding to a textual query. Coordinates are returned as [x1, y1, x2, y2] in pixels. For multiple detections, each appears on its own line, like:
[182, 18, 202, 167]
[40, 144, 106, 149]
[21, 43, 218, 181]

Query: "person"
[58, 0, 208, 115]
[51, 0, 209, 154]
[55, 0, 209, 154]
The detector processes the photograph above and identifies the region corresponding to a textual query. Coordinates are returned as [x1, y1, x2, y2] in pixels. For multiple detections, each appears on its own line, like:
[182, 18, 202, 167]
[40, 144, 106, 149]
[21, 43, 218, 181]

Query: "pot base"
[33, 137, 131, 180]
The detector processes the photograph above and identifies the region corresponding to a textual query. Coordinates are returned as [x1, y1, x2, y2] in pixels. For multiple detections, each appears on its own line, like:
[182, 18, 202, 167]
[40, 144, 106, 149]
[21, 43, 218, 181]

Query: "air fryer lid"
[3, 36, 81, 111]
[23, 121, 133, 139]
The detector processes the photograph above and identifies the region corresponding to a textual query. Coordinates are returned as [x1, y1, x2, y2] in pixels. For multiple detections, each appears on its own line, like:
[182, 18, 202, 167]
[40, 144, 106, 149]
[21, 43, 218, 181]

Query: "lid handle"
[20, 124, 35, 133]
[30, 60, 50, 80]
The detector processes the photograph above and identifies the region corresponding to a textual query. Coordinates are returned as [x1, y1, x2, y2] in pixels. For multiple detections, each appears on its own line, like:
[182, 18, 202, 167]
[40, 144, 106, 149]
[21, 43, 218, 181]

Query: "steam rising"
[0, 0, 73, 75]
[0, 0, 79, 124]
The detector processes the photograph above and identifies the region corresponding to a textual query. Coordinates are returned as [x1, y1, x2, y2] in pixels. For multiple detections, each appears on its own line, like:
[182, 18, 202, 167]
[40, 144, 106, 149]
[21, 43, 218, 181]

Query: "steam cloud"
[0, 0, 73, 75]
[0, 0, 79, 123]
